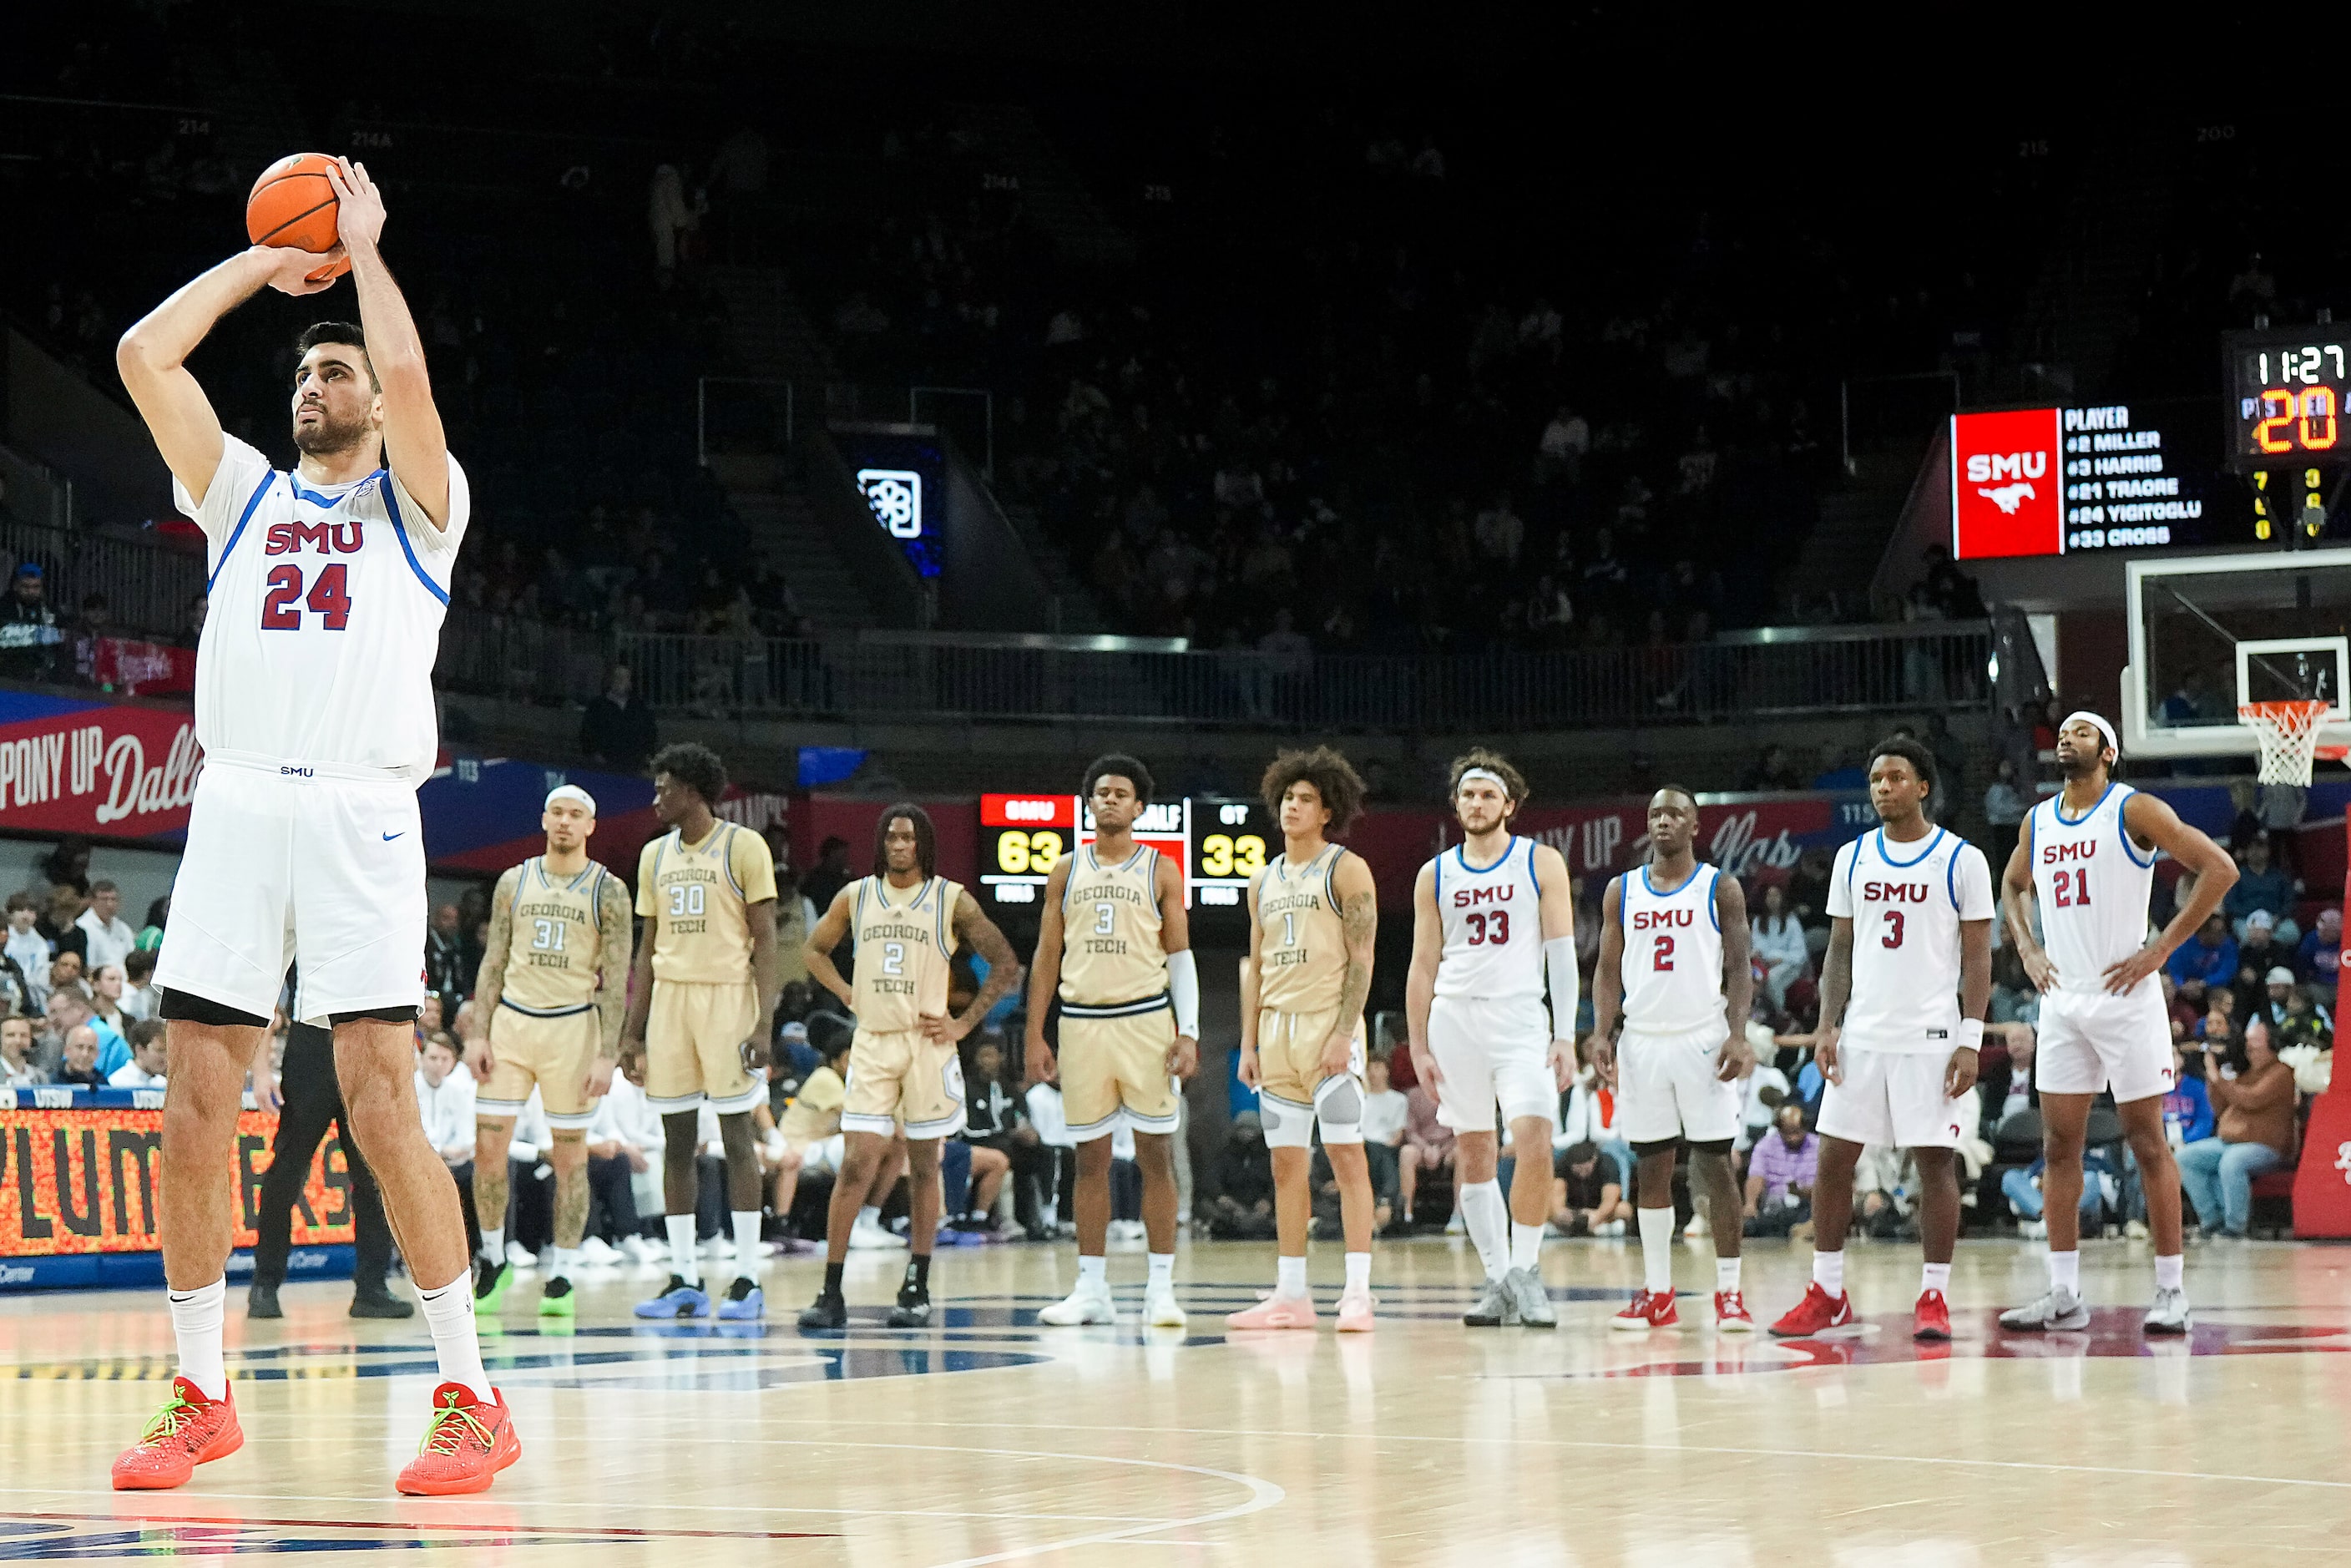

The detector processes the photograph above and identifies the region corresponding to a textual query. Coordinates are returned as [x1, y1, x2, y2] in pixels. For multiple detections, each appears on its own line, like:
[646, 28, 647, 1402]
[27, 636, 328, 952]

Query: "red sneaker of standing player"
[113, 1376, 243, 1490]
[1610, 1289, 1681, 1331]
[1913, 1288, 1954, 1342]
[1770, 1282, 1855, 1338]
[396, 1382, 521, 1496]
[1714, 1289, 1756, 1333]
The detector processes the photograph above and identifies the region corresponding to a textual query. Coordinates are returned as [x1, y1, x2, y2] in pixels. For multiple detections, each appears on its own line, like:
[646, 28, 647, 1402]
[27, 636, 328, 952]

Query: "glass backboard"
[2125, 549, 2351, 756]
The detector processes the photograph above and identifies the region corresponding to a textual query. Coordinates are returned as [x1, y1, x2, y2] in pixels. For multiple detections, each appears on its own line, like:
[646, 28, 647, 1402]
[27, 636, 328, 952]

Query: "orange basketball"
[246, 153, 349, 280]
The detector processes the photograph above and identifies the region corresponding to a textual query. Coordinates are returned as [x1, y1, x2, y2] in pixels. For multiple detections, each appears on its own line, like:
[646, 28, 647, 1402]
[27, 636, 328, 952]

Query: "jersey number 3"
[260, 564, 353, 630]
[1464, 909, 1510, 946]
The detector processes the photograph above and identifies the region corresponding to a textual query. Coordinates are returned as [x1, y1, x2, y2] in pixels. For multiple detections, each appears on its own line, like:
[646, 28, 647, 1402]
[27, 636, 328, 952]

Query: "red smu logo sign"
[1951, 407, 2061, 559]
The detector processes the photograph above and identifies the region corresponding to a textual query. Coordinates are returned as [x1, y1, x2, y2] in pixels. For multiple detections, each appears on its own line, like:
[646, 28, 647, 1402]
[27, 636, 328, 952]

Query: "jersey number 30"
[260, 564, 352, 630]
[668, 884, 705, 917]
[1464, 909, 1510, 946]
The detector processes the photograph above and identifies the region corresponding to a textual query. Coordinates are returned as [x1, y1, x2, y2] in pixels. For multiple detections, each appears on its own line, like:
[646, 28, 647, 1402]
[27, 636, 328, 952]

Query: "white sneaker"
[579, 1237, 619, 1263]
[1145, 1285, 1187, 1328]
[505, 1242, 538, 1267]
[1444, 1210, 1464, 1235]
[849, 1218, 908, 1251]
[1682, 1213, 1707, 1238]
[1595, 1218, 1625, 1238]
[1038, 1287, 1117, 1326]
[2144, 1287, 2192, 1334]
[2123, 1219, 2151, 1240]
[2019, 1218, 2047, 1240]
[621, 1235, 660, 1265]
[1110, 1219, 1147, 1242]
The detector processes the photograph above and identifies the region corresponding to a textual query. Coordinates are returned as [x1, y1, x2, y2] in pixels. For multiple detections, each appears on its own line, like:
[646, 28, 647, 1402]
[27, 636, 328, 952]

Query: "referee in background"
[248, 1016, 412, 1318]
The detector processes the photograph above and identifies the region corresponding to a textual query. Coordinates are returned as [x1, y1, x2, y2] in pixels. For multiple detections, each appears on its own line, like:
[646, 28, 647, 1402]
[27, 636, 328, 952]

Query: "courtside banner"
[0, 689, 199, 842]
[0, 1100, 356, 1262]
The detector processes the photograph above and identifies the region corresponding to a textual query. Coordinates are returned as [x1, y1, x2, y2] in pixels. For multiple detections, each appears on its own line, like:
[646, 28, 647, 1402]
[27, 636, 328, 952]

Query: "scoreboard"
[978, 793, 1272, 911]
[2223, 326, 2351, 473]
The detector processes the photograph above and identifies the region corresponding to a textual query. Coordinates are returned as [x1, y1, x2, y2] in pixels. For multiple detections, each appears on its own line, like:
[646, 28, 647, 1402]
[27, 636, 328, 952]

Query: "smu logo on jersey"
[1631, 909, 1693, 930]
[1451, 885, 1515, 908]
[1862, 881, 1929, 903]
[2040, 840, 2096, 864]
[265, 520, 365, 555]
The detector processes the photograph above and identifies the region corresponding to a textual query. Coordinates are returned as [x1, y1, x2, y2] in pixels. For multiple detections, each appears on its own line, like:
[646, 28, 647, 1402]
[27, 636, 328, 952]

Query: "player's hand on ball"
[251, 242, 346, 296]
[1236, 1044, 1261, 1090]
[584, 1055, 617, 1100]
[1813, 1024, 1841, 1086]
[1024, 1036, 1059, 1087]
[1944, 1046, 1979, 1100]
[326, 157, 386, 250]
[1167, 1034, 1199, 1081]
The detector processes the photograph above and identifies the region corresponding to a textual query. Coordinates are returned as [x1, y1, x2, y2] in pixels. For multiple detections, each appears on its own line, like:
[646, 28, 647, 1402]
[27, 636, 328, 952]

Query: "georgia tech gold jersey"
[1057, 844, 1168, 1005]
[848, 874, 963, 1031]
[1256, 843, 1347, 1014]
[495, 857, 620, 1011]
[635, 821, 777, 984]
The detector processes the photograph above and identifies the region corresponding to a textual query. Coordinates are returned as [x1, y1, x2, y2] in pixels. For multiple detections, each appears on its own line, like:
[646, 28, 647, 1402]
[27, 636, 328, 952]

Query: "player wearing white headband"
[1405, 750, 1580, 1330]
[1998, 711, 2237, 1335]
[463, 781, 633, 1318]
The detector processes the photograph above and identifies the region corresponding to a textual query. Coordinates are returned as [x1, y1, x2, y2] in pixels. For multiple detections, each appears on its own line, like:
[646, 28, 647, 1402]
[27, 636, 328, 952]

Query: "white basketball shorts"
[1818, 1043, 1973, 1149]
[1428, 994, 1555, 1133]
[2034, 984, 2174, 1105]
[155, 757, 427, 1025]
[1616, 1021, 1742, 1144]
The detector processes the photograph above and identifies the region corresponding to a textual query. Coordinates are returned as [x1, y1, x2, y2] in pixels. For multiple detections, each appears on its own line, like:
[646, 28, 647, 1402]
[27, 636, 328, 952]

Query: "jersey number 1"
[260, 564, 352, 630]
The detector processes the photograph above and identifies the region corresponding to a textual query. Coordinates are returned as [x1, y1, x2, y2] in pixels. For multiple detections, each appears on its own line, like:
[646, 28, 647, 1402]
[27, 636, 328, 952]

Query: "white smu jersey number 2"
[1617, 863, 1727, 1034]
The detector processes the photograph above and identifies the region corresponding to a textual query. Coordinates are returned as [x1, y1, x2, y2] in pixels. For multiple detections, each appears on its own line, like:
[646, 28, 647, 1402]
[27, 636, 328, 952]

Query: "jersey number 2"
[1652, 933, 1675, 971]
[260, 564, 352, 630]
[2050, 868, 2092, 908]
[1464, 910, 1510, 946]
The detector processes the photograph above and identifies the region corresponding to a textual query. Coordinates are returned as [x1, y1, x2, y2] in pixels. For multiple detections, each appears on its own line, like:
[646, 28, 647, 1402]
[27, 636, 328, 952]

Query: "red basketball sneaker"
[113, 1377, 242, 1490]
[1714, 1290, 1756, 1333]
[1610, 1289, 1680, 1331]
[1913, 1288, 1954, 1342]
[1770, 1282, 1855, 1338]
[396, 1383, 521, 1496]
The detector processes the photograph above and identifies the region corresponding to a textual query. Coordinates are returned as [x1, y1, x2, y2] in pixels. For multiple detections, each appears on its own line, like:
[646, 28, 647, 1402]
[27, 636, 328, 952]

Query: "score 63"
[1199, 833, 1267, 878]
[995, 830, 1064, 874]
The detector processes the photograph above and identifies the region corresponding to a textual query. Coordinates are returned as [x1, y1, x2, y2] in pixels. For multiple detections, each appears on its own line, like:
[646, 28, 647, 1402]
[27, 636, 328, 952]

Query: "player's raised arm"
[1322, 852, 1378, 1079]
[1404, 861, 1443, 1090]
[943, 890, 1024, 1041]
[1155, 850, 1201, 1080]
[1714, 871, 1754, 1079]
[1533, 842, 1580, 1087]
[802, 883, 858, 1011]
[117, 247, 341, 505]
[2108, 792, 2240, 993]
[1588, 875, 1626, 1085]
[324, 158, 452, 528]
[1024, 857, 1072, 1085]
[466, 869, 521, 1077]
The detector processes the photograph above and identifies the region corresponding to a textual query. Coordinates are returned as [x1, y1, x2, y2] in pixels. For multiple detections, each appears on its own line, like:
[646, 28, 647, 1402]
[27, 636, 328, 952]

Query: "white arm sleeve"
[1544, 936, 1580, 1042]
[1167, 948, 1201, 1037]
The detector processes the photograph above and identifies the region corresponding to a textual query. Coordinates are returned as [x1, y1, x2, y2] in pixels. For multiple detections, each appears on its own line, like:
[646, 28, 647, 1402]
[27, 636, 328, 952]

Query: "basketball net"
[2239, 699, 2346, 786]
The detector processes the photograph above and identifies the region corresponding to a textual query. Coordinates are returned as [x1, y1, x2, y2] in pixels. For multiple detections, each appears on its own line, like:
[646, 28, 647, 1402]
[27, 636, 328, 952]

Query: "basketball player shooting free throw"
[112, 158, 515, 1495]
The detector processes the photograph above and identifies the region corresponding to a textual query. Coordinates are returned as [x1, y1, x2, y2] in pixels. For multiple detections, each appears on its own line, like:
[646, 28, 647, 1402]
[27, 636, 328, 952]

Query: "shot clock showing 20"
[2225, 326, 2351, 471]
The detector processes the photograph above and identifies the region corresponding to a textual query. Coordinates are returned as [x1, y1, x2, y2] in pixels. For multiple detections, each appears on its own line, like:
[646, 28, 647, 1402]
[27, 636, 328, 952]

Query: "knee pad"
[1312, 1075, 1365, 1145]
[1261, 1093, 1315, 1150]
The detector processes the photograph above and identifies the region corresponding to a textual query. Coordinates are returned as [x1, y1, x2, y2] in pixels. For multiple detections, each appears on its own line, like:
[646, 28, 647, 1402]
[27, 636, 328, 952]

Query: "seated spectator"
[3, 1014, 47, 1085]
[415, 1033, 478, 1170]
[500, 1090, 555, 1262]
[2200, 989, 2239, 1049]
[1550, 1141, 1629, 1236]
[2167, 974, 2204, 1042]
[1750, 883, 1810, 1011]
[1852, 1145, 1914, 1239]
[1358, 1055, 1409, 1233]
[770, 1022, 851, 1232]
[90, 963, 130, 1035]
[106, 1018, 168, 1088]
[1978, 1026, 2035, 1134]
[4, 892, 52, 1009]
[1207, 1112, 1276, 1240]
[1559, 1039, 1635, 1190]
[1025, 1077, 1079, 1233]
[44, 987, 126, 1078]
[45, 948, 90, 1005]
[120, 948, 159, 1022]
[2299, 908, 2342, 1003]
[2001, 1146, 2115, 1237]
[1398, 1078, 1456, 1227]
[955, 1035, 1043, 1234]
[2225, 840, 2298, 943]
[584, 1074, 659, 1257]
[2161, 1043, 2216, 1149]
[2180, 1019, 2298, 1240]
[53, 1025, 104, 1089]
[2257, 966, 2298, 1029]
[1743, 1102, 1818, 1236]
[2278, 985, 2333, 1050]
[2166, 914, 2237, 991]
[2237, 913, 2293, 989]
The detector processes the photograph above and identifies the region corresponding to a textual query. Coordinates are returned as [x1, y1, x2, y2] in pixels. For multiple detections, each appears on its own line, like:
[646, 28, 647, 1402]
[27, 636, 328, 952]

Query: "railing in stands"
[0, 516, 202, 639]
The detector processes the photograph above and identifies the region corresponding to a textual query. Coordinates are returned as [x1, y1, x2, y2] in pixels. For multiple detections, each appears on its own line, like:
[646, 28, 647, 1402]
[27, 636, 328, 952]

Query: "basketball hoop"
[2239, 699, 2347, 786]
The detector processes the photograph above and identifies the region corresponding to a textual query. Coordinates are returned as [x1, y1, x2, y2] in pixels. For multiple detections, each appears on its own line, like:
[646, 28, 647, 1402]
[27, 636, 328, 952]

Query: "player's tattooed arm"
[1322, 852, 1379, 1077]
[594, 873, 635, 1064]
[1024, 857, 1072, 1085]
[1715, 872, 1755, 1080]
[465, 868, 520, 1078]
[802, 884, 859, 1011]
[324, 158, 454, 529]
[743, 898, 780, 1070]
[943, 891, 1024, 1043]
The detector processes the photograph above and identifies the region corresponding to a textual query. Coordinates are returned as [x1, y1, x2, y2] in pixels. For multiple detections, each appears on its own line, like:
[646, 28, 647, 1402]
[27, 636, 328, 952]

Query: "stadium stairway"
[701, 265, 838, 386]
[708, 453, 880, 631]
[1778, 443, 1924, 620]
[949, 104, 1135, 266]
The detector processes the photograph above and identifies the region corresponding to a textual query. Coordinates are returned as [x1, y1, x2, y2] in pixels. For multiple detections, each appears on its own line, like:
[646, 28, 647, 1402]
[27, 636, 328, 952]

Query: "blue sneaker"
[633, 1275, 711, 1319]
[715, 1279, 764, 1321]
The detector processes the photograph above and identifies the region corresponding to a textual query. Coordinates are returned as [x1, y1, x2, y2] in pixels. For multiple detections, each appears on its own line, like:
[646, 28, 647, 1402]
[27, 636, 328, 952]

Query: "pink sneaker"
[1334, 1288, 1375, 1333]
[1225, 1293, 1319, 1330]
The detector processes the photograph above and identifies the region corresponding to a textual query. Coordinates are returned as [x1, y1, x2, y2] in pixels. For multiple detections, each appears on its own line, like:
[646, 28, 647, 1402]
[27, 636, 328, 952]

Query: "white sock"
[1344, 1252, 1371, 1292]
[1510, 1221, 1544, 1273]
[548, 1246, 579, 1283]
[1077, 1253, 1108, 1293]
[478, 1226, 504, 1263]
[2048, 1249, 2080, 1295]
[2155, 1253, 2184, 1292]
[857, 1204, 882, 1231]
[1637, 1206, 1675, 1294]
[1459, 1181, 1509, 1281]
[1921, 1261, 1952, 1294]
[1715, 1255, 1742, 1293]
[1147, 1252, 1174, 1292]
[168, 1277, 228, 1401]
[1275, 1254, 1309, 1300]
[666, 1214, 700, 1285]
[732, 1211, 764, 1276]
[417, 1272, 493, 1405]
[1813, 1249, 1846, 1297]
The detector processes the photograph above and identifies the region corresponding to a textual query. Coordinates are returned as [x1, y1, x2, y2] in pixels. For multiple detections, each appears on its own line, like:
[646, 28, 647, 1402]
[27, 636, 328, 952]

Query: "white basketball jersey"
[1431, 836, 1545, 1000]
[2029, 781, 2158, 994]
[173, 434, 470, 781]
[1617, 862, 1727, 1034]
[1828, 827, 1996, 1051]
